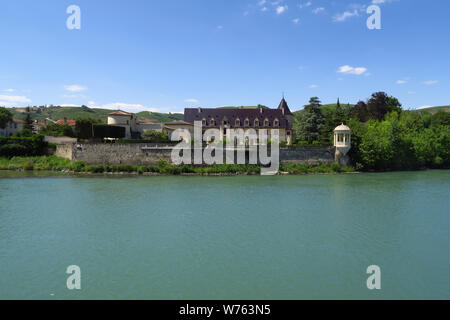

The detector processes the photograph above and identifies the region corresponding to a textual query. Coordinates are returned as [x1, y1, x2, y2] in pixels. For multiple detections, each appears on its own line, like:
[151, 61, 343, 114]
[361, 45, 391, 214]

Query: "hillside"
[7, 106, 184, 123]
[416, 106, 450, 114]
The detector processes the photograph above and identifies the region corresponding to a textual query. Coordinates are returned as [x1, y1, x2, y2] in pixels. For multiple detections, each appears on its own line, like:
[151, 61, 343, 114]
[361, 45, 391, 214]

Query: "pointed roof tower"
[277, 97, 293, 116]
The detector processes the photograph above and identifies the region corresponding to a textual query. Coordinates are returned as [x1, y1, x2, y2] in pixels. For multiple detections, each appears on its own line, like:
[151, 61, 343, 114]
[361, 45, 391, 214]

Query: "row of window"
[202, 118, 279, 128]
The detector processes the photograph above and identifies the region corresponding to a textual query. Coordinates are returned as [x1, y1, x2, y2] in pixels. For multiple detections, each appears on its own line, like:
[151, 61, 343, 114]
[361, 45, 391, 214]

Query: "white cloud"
[276, 5, 288, 14]
[258, 0, 267, 5]
[292, 18, 300, 24]
[372, 0, 393, 4]
[217, 25, 223, 30]
[312, 7, 325, 14]
[408, 91, 416, 95]
[333, 10, 359, 22]
[423, 80, 438, 85]
[88, 101, 96, 105]
[64, 85, 87, 92]
[396, 80, 407, 84]
[337, 65, 368, 75]
[0, 95, 32, 107]
[185, 98, 200, 104]
[298, 1, 312, 9]
[261, 7, 268, 12]
[98, 102, 158, 113]
[3, 89, 15, 92]
[309, 84, 318, 88]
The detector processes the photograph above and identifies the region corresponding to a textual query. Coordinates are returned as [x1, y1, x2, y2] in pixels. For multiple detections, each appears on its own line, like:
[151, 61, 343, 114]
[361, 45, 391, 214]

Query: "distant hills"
[5, 103, 448, 124]
[7, 106, 184, 124]
[415, 106, 450, 114]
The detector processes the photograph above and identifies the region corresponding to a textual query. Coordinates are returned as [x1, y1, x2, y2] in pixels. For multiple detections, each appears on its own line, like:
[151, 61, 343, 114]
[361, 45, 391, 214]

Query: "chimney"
[260, 107, 263, 114]
[198, 107, 202, 113]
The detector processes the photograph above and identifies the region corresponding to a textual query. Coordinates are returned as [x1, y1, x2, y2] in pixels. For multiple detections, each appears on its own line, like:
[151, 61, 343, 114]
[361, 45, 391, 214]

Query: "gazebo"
[334, 123, 351, 164]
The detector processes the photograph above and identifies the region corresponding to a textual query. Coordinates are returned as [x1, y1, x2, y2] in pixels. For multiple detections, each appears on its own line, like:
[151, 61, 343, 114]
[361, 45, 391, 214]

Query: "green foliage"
[12, 129, 33, 137]
[294, 97, 325, 143]
[24, 107, 33, 131]
[75, 118, 100, 140]
[0, 107, 13, 129]
[141, 130, 169, 142]
[0, 135, 47, 158]
[350, 110, 449, 170]
[40, 123, 74, 137]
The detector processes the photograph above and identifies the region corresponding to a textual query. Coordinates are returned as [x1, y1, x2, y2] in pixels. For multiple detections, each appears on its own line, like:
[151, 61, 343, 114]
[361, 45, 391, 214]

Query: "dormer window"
[274, 119, 279, 127]
[264, 119, 269, 127]
[202, 118, 206, 126]
[235, 118, 241, 127]
[210, 118, 215, 126]
[244, 118, 250, 127]
[254, 119, 260, 127]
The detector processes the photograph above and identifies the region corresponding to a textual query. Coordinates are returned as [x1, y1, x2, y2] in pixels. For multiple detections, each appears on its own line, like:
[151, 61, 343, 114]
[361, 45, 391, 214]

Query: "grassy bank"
[0, 156, 354, 175]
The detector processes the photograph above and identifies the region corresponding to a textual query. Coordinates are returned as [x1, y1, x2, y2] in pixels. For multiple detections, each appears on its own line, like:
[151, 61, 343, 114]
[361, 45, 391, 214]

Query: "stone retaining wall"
[56, 143, 336, 165]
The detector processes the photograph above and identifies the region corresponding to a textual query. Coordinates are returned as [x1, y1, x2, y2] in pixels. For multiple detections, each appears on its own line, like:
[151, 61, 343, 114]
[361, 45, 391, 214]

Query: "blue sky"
[0, 0, 448, 113]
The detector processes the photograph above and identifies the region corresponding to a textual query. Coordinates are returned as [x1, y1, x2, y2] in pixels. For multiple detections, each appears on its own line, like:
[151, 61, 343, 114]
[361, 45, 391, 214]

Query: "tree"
[366, 92, 402, 121]
[351, 101, 370, 122]
[24, 107, 33, 131]
[75, 118, 100, 140]
[40, 123, 74, 137]
[0, 107, 13, 129]
[294, 97, 325, 143]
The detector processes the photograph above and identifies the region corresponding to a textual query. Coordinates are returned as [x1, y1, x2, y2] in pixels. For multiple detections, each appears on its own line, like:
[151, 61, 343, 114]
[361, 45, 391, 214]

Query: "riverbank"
[0, 156, 355, 175]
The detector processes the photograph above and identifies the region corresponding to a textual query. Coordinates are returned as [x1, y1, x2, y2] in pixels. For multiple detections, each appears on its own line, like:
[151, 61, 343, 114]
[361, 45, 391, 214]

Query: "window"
[244, 119, 249, 127]
[235, 118, 241, 127]
[264, 119, 269, 127]
[202, 118, 206, 126]
[274, 119, 279, 127]
[210, 119, 215, 126]
[254, 119, 259, 127]
[223, 118, 229, 126]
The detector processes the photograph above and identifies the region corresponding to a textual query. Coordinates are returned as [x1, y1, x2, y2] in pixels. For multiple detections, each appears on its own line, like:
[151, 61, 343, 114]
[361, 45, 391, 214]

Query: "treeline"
[294, 92, 450, 171]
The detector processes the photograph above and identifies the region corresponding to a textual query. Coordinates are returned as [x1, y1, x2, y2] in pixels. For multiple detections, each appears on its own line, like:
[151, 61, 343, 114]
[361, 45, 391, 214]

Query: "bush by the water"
[0, 157, 354, 175]
[0, 135, 47, 158]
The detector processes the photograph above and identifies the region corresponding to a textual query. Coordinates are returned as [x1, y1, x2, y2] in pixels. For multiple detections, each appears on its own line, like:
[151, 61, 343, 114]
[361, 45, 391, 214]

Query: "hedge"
[0, 135, 47, 158]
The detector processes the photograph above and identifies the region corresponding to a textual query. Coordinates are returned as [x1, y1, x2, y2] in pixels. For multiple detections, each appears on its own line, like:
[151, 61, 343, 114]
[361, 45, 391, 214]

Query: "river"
[0, 170, 449, 299]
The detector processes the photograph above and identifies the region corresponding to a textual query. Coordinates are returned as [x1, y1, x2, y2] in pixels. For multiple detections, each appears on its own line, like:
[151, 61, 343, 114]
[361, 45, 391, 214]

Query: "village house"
[107, 111, 166, 139]
[183, 98, 294, 145]
[0, 119, 24, 137]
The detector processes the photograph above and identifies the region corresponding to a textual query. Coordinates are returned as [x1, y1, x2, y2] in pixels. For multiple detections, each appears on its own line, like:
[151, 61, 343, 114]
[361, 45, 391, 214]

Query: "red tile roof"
[108, 110, 133, 116]
[56, 120, 76, 126]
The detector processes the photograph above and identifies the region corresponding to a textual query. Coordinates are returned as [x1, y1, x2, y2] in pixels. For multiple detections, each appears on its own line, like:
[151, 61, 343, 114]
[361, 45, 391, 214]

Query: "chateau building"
[184, 98, 294, 145]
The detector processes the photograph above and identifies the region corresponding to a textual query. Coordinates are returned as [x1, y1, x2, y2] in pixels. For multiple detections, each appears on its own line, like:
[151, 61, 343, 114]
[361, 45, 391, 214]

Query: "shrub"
[0, 144, 28, 157]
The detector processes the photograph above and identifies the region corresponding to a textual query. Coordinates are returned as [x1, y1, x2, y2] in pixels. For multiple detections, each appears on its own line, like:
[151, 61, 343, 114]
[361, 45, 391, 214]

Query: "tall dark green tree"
[294, 97, 325, 143]
[24, 107, 33, 130]
[366, 92, 402, 121]
[351, 101, 370, 122]
[0, 107, 13, 129]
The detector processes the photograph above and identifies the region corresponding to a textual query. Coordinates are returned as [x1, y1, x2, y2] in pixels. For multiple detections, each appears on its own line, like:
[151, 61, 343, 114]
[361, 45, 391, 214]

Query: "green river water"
[0, 170, 449, 299]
